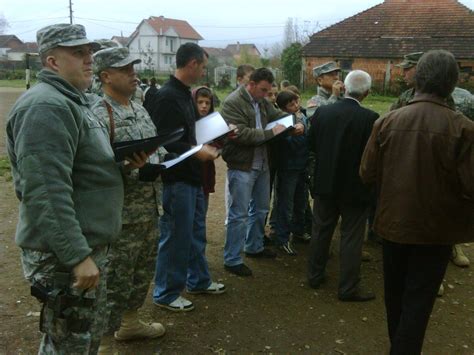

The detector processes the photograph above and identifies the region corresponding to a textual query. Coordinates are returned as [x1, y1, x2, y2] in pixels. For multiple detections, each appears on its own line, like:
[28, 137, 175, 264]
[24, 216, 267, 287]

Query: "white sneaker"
[154, 296, 194, 312]
[187, 281, 226, 295]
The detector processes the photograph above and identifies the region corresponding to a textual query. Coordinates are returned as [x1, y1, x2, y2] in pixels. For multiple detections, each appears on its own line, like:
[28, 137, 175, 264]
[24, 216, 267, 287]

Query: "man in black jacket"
[149, 43, 225, 312]
[307, 70, 378, 302]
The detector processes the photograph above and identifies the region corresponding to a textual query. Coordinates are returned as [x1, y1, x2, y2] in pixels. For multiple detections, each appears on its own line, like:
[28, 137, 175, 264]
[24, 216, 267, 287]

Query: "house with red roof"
[128, 16, 203, 73]
[302, 0, 474, 92]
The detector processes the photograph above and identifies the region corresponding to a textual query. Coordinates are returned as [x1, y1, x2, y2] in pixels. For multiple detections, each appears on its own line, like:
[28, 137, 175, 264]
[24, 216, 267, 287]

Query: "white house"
[128, 16, 203, 74]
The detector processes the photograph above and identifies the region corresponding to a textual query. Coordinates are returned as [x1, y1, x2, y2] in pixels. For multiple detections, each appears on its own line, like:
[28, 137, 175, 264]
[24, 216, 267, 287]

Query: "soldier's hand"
[272, 124, 287, 135]
[332, 80, 344, 96]
[72, 256, 100, 290]
[194, 144, 219, 162]
[124, 150, 153, 171]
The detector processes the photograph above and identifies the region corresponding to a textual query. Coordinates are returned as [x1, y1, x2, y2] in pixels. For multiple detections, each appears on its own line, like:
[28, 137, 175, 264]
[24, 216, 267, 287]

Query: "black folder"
[112, 127, 185, 162]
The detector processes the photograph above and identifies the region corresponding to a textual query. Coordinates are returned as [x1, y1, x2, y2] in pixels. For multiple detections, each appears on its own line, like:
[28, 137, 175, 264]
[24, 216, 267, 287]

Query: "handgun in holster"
[30, 271, 93, 333]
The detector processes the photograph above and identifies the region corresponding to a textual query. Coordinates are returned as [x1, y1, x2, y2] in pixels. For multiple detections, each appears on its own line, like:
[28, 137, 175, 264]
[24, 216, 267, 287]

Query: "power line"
[8, 16, 69, 23]
[73, 16, 286, 29]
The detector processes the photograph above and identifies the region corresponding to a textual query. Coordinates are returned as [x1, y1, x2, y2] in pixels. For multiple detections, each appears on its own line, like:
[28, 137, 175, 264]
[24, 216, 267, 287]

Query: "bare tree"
[0, 14, 9, 34]
[139, 43, 155, 73]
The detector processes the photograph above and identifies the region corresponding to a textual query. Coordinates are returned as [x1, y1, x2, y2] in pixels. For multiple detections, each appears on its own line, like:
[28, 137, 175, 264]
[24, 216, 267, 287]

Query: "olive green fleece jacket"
[6, 69, 124, 268]
[221, 85, 301, 171]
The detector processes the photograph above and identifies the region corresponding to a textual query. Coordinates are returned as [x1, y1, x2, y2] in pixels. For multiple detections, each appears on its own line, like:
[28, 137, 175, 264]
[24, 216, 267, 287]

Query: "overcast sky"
[2, 0, 474, 49]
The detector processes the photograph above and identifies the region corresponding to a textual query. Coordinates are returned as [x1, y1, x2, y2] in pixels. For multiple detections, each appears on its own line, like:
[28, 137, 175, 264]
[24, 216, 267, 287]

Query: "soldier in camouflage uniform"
[392, 52, 472, 273]
[88, 39, 120, 96]
[91, 47, 166, 342]
[7, 24, 124, 354]
[306, 61, 344, 117]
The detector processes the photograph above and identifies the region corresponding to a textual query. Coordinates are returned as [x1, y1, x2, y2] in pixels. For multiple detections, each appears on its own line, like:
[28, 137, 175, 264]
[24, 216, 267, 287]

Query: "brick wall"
[303, 56, 474, 94]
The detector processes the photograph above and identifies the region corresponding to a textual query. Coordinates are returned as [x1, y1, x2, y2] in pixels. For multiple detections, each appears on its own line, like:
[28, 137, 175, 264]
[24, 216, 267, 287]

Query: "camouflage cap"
[37, 24, 100, 54]
[96, 39, 121, 50]
[396, 52, 424, 69]
[93, 47, 141, 74]
[312, 61, 341, 78]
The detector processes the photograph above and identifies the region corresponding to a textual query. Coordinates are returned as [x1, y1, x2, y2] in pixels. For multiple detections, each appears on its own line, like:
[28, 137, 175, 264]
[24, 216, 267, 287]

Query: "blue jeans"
[153, 182, 211, 304]
[274, 169, 307, 244]
[224, 168, 270, 266]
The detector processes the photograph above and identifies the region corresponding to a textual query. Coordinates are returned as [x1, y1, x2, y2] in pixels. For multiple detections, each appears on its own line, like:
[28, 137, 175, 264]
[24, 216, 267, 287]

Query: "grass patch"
[0, 80, 33, 88]
[0, 157, 11, 178]
[214, 87, 396, 116]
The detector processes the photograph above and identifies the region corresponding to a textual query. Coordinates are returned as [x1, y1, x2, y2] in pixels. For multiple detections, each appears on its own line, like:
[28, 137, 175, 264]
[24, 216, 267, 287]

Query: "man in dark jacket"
[360, 50, 474, 355]
[307, 70, 378, 302]
[149, 43, 225, 312]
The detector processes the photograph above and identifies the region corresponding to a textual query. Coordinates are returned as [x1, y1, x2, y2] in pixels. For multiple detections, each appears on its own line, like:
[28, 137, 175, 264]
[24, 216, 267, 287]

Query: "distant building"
[225, 42, 261, 61]
[7, 42, 38, 62]
[0, 35, 23, 57]
[128, 16, 203, 74]
[302, 0, 474, 92]
[111, 36, 130, 47]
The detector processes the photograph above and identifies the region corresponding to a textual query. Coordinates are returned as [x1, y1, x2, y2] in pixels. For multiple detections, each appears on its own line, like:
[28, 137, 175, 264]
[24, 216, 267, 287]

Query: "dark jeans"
[308, 197, 368, 296]
[153, 182, 211, 304]
[274, 169, 306, 244]
[383, 239, 451, 355]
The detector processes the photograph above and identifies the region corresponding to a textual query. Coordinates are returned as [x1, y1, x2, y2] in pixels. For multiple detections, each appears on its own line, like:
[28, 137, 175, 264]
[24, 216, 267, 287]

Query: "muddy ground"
[0, 87, 473, 354]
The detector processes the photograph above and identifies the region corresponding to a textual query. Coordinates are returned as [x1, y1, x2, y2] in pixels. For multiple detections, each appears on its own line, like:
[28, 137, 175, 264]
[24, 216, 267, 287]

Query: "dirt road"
[0, 87, 472, 354]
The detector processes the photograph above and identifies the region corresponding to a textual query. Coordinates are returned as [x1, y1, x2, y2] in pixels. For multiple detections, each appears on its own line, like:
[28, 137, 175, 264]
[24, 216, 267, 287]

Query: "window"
[338, 59, 353, 71]
[166, 37, 175, 52]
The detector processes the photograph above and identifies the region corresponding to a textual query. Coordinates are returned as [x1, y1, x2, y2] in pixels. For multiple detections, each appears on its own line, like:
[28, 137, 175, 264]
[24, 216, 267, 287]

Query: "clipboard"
[257, 114, 295, 146]
[195, 112, 234, 145]
[112, 127, 184, 162]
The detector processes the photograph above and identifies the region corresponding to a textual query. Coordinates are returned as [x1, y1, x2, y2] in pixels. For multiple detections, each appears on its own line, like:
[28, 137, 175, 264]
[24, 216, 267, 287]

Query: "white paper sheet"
[160, 144, 203, 169]
[264, 114, 294, 130]
[195, 112, 232, 145]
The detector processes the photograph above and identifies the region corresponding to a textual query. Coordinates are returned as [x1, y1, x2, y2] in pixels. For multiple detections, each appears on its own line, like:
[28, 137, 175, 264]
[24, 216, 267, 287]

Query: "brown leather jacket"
[360, 94, 474, 245]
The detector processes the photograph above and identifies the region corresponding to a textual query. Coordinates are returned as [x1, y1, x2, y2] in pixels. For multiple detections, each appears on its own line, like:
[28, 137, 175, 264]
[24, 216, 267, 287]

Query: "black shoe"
[245, 248, 277, 259]
[224, 263, 252, 276]
[338, 289, 376, 302]
[308, 276, 326, 289]
[292, 233, 311, 243]
[277, 241, 297, 256]
[263, 234, 274, 246]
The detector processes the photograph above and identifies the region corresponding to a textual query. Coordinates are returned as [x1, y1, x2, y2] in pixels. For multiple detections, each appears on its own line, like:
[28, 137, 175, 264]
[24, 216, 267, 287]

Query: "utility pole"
[69, 0, 73, 24]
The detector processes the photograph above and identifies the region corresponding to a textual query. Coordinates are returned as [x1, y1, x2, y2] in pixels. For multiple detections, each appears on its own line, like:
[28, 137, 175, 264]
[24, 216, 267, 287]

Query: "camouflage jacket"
[391, 87, 474, 121]
[92, 94, 164, 224]
[306, 87, 342, 117]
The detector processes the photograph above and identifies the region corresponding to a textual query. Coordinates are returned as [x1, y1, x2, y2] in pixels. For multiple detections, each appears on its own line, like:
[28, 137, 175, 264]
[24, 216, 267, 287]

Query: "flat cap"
[312, 61, 341, 78]
[396, 52, 424, 69]
[37, 24, 100, 54]
[96, 39, 121, 50]
[93, 47, 141, 74]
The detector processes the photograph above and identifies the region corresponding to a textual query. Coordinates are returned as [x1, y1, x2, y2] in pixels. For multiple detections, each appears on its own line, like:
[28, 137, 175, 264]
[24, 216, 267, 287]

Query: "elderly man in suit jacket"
[307, 70, 379, 302]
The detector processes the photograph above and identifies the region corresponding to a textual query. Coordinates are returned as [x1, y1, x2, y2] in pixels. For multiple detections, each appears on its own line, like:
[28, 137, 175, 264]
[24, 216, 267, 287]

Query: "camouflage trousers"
[105, 220, 158, 332]
[21, 246, 108, 355]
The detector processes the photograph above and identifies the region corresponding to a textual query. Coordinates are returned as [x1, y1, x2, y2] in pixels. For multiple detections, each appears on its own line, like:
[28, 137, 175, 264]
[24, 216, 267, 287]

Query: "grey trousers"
[307, 197, 368, 297]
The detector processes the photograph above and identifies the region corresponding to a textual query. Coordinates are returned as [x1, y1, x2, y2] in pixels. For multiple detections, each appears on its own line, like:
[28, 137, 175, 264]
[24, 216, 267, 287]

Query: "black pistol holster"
[31, 271, 94, 333]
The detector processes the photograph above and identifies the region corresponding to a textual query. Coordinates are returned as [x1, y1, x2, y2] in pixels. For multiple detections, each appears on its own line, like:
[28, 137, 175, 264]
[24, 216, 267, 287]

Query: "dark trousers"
[382, 240, 451, 355]
[307, 197, 368, 296]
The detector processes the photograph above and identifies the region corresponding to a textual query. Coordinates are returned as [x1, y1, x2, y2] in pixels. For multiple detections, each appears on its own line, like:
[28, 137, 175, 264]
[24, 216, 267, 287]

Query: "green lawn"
[0, 81, 396, 115]
[215, 88, 396, 116]
[0, 157, 11, 178]
[0, 80, 33, 88]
